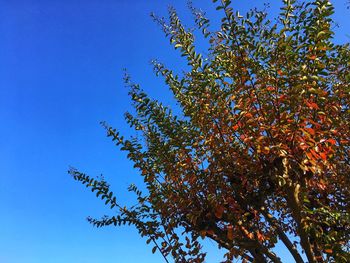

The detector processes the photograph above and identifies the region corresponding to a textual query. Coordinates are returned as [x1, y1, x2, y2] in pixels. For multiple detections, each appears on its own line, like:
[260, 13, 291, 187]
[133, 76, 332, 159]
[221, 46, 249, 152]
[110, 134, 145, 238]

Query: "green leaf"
[152, 246, 157, 254]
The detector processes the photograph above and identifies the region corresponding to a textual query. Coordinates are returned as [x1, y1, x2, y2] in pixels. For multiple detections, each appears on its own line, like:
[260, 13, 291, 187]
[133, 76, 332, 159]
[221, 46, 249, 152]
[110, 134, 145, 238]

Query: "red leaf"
[257, 231, 265, 242]
[215, 205, 225, 219]
[227, 225, 234, 240]
[310, 149, 320, 159]
[319, 152, 327, 160]
[309, 55, 317, 60]
[245, 112, 253, 118]
[305, 151, 313, 160]
[304, 128, 316, 136]
[278, 94, 286, 101]
[306, 101, 319, 110]
[327, 138, 336, 145]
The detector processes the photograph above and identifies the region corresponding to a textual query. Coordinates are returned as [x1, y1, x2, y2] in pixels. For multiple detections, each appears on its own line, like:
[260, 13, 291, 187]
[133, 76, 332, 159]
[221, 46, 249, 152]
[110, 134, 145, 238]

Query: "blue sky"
[1, 0, 349, 262]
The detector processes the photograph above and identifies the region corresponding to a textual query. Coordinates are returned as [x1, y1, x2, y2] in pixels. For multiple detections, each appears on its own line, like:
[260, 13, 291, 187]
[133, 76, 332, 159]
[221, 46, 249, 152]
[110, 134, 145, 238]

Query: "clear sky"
[1, 0, 349, 262]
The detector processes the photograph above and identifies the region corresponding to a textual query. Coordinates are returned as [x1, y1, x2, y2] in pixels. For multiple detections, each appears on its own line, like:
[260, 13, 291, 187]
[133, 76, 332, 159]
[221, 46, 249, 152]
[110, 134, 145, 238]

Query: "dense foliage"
[70, 0, 350, 262]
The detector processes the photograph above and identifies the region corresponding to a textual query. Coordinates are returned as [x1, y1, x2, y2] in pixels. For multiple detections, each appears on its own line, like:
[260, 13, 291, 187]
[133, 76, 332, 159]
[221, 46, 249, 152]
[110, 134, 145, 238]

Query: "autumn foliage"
[70, 0, 350, 262]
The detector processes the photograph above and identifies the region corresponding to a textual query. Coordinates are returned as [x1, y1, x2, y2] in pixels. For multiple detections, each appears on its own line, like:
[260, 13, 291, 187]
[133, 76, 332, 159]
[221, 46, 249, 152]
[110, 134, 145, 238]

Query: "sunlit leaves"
[72, 0, 350, 262]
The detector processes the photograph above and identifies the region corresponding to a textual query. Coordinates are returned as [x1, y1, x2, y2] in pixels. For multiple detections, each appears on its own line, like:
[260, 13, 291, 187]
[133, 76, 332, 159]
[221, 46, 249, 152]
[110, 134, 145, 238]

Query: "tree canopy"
[70, 0, 350, 262]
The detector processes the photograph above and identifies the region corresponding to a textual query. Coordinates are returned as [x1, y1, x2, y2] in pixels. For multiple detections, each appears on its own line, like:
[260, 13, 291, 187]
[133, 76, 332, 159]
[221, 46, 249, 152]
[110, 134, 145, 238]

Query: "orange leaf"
[319, 152, 327, 161]
[305, 128, 316, 136]
[310, 149, 320, 159]
[306, 101, 319, 109]
[317, 182, 326, 191]
[243, 137, 251, 143]
[256, 231, 265, 242]
[278, 94, 286, 101]
[245, 112, 253, 118]
[309, 55, 317, 60]
[305, 151, 313, 160]
[227, 225, 234, 240]
[327, 138, 336, 145]
[262, 146, 270, 154]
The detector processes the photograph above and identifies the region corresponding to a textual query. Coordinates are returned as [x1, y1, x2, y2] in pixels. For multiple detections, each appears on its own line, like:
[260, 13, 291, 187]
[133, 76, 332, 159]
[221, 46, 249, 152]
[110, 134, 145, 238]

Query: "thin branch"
[261, 208, 305, 263]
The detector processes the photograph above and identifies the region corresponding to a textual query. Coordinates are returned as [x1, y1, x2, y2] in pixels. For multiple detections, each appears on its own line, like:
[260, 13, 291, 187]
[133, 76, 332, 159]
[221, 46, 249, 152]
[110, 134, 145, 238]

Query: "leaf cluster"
[72, 1, 350, 262]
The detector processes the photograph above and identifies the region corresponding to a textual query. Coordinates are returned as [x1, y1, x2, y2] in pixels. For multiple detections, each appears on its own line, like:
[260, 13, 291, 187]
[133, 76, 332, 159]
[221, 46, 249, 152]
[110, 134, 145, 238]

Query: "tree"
[70, 0, 350, 262]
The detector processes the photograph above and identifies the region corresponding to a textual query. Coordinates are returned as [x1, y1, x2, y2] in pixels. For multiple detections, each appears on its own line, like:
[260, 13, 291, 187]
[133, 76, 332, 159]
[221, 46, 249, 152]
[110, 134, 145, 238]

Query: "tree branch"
[261, 208, 305, 263]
